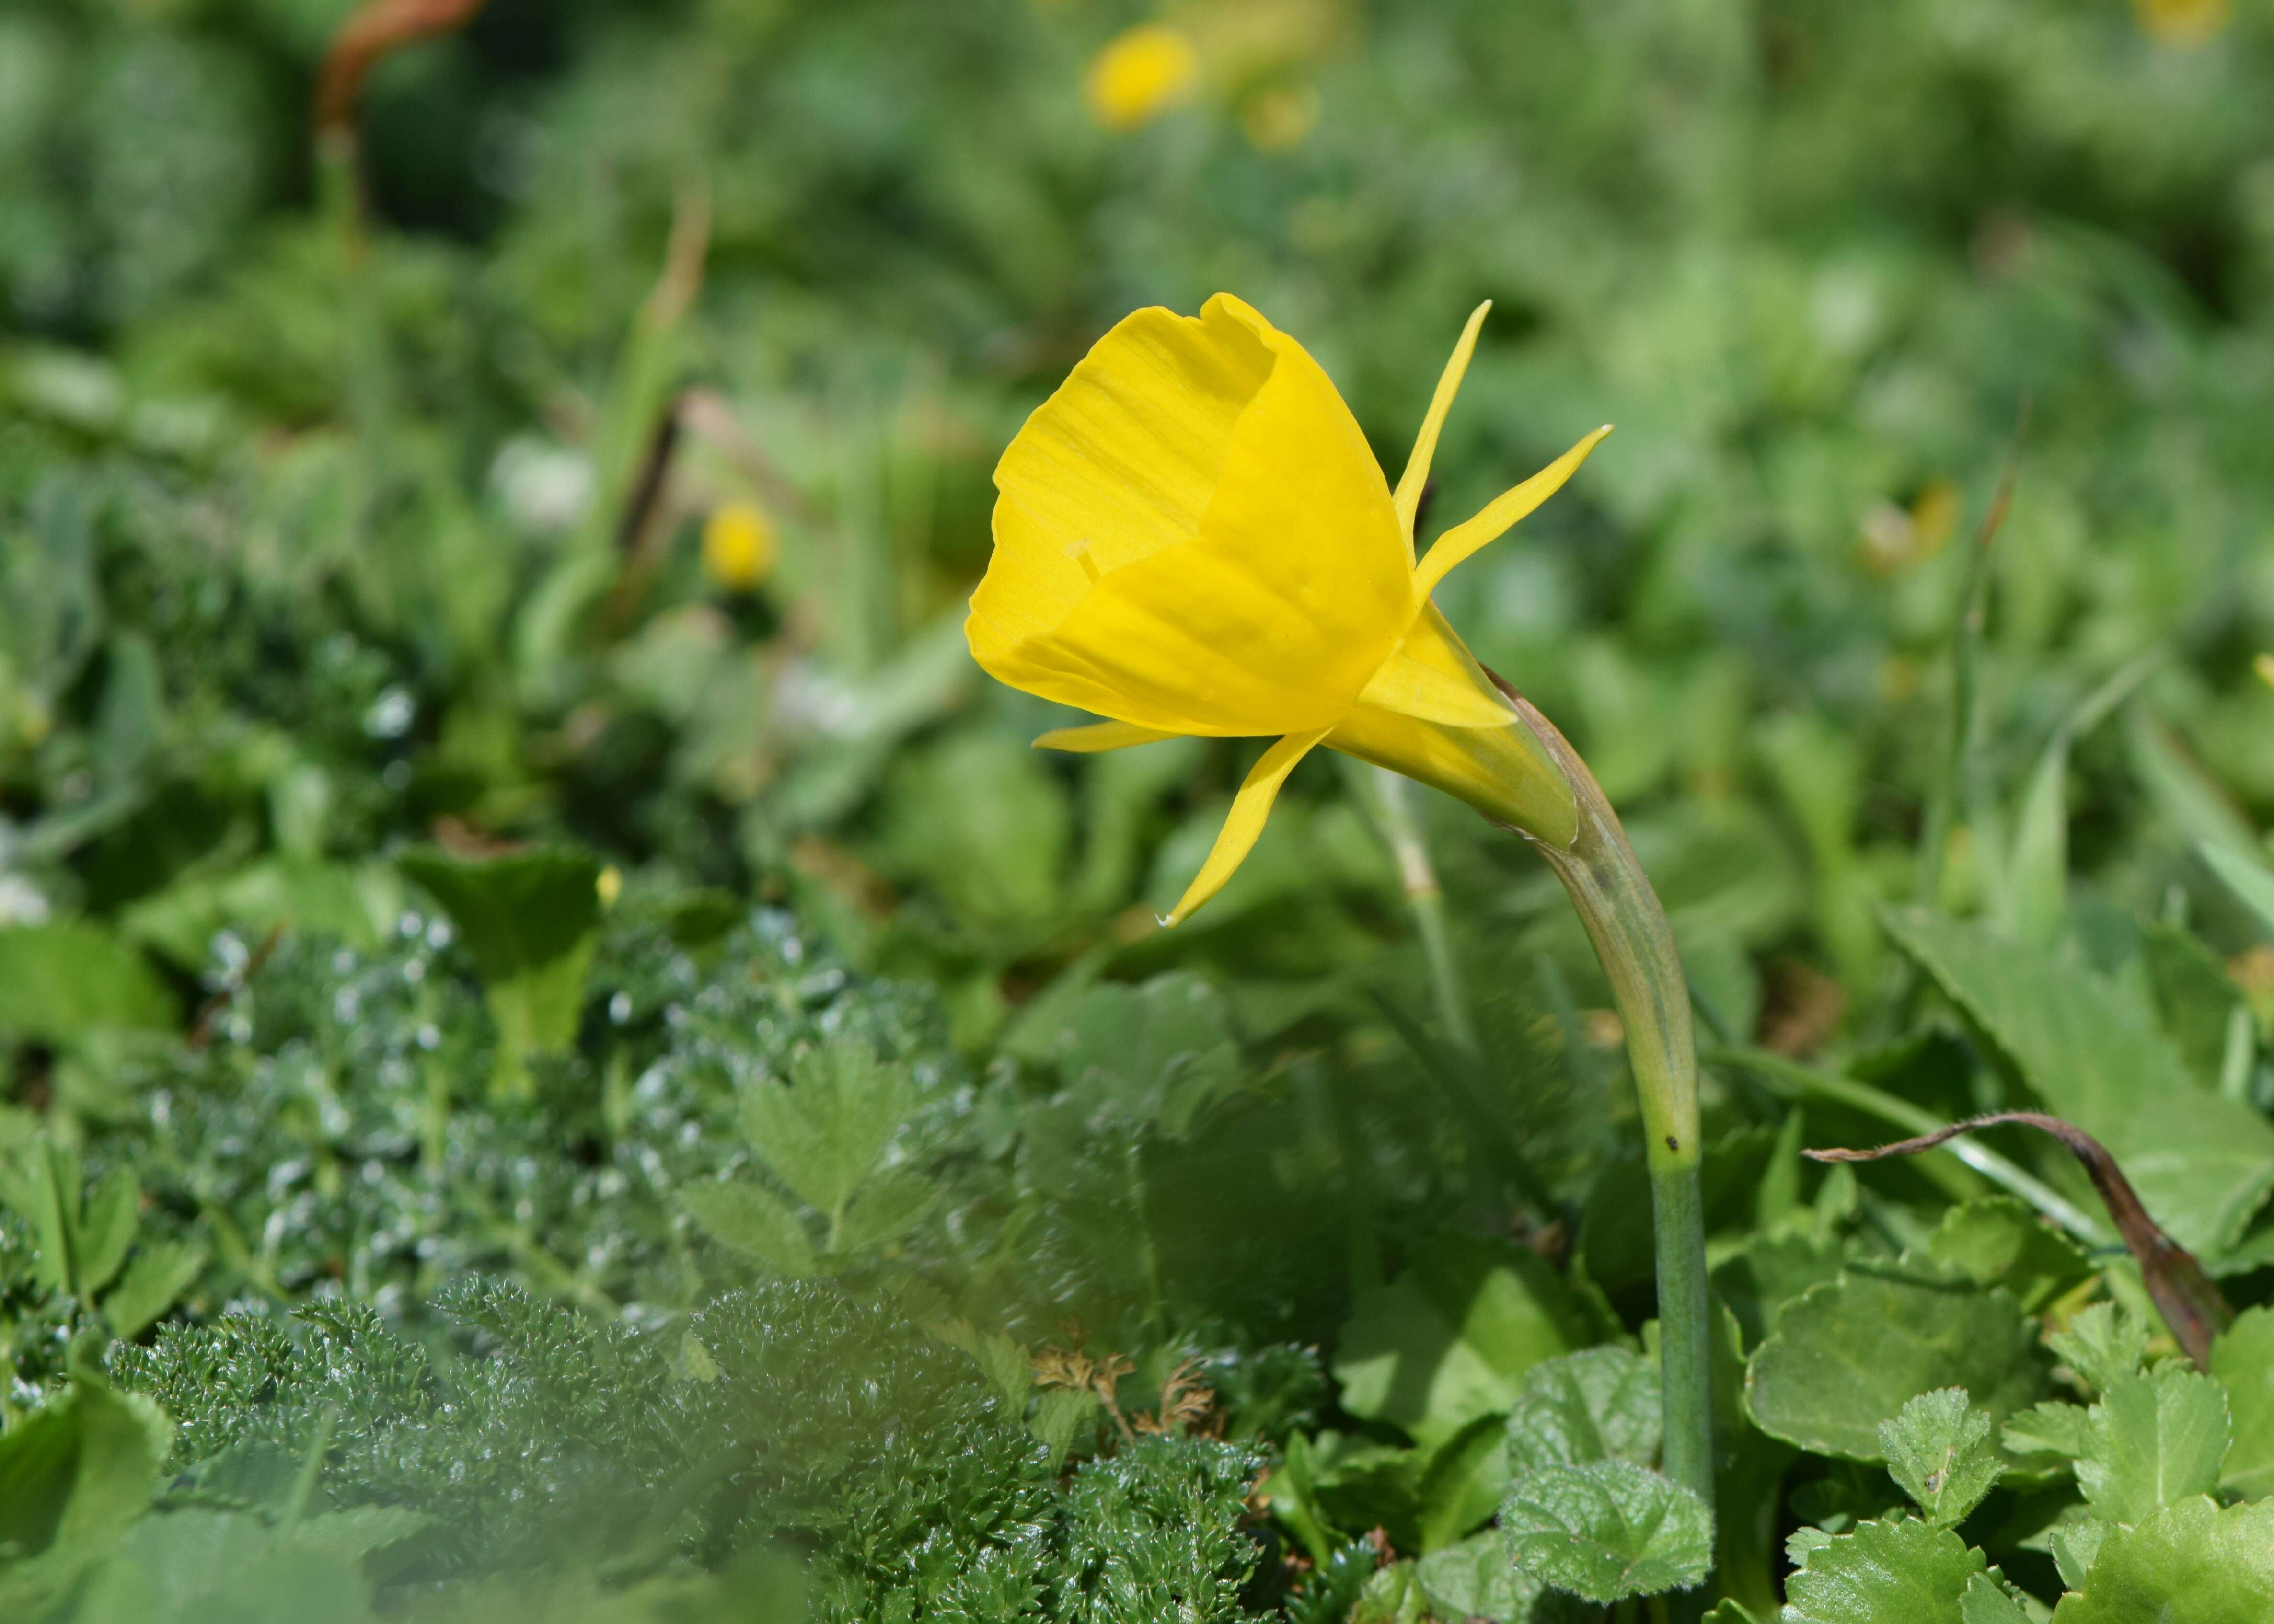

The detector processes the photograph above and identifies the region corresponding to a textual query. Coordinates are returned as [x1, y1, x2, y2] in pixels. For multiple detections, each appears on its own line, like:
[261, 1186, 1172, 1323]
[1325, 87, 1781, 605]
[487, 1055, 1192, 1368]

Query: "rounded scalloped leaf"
[2050, 1497, 2274, 1623]
[1743, 1271, 2048, 1462]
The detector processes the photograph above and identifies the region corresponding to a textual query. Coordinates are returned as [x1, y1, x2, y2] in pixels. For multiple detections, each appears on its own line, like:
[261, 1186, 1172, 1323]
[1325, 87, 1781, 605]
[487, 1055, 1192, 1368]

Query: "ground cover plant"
[5, 0, 2274, 1618]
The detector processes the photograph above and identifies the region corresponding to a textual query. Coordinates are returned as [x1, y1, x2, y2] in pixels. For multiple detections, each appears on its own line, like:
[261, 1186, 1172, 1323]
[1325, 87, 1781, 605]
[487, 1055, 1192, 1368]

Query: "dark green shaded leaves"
[1334, 1236, 1588, 1451]
[1885, 912, 2274, 1258]
[1744, 1273, 2047, 1462]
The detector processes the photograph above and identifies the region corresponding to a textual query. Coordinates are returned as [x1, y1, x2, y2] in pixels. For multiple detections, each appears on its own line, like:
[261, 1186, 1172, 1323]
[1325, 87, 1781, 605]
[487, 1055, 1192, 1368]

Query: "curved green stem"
[1497, 690, 1714, 1519]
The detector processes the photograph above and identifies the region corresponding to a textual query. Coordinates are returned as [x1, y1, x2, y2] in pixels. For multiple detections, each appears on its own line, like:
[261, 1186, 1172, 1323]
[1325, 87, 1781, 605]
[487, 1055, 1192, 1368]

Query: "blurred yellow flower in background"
[2254, 651, 2274, 689]
[1240, 83, 1319, 152]
[2135, 0, 2229, 47]
[968, 294, 1605, 924]
[701, 501, 776, 592]
[1084, 25, 1200, 130]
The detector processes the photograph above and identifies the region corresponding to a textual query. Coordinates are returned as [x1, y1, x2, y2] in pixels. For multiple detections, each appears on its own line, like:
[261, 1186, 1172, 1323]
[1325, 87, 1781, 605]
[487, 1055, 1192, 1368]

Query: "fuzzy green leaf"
[2076, 1365, 2230, 1525]
[1744, 1272, 2047, 1462]
[2208, 1304, 2274, 1500]
[1880, 1388, 2001, 1528]
[1414, 1531, 1546, 1623]
[2004, 1401, 2096, 1464]
[1504, 1346, 1660, 1475]
[1501, 1461, 1711, 1603]
[2049, 1497, 2274, 1623]
[101, 1238, 209, 1339]
[1958, 1572, 2034, 1624]
[1927, 1198, 2095, 1313]
[1781, 1515, 1986, 1624]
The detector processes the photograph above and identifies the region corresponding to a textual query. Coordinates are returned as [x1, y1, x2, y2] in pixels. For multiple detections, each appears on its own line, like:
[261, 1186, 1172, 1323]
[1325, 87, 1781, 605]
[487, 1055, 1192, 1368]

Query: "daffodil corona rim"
[966, 292, 1609, 925]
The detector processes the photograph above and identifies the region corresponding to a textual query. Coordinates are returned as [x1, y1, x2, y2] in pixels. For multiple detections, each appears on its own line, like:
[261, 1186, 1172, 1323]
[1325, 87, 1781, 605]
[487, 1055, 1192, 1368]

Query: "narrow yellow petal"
[1394, 301, 1490, 550]
[1162, 729, 1330, 926]
[1032, 721, 1181, 753]
[1411, 426, 1612, 602]
[1357, 610, 1518, 728]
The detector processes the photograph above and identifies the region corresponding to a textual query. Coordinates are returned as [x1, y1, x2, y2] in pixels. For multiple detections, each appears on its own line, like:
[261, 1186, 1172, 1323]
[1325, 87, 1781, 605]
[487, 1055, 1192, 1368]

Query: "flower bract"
[967, 293, 1607, 924]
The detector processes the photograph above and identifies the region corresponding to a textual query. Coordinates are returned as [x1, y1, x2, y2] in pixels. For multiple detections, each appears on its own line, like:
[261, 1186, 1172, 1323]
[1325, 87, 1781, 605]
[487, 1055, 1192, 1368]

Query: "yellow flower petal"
[1355, 602, 1518, 728]
[1393, 301, 1489, 549]
[970, 294, 1410, 737]
[1411, 426, 1612, 602]
[702, 501, 776, 592]
[1032, 720, 1181, 752]
[1163, 728, 1328, 925]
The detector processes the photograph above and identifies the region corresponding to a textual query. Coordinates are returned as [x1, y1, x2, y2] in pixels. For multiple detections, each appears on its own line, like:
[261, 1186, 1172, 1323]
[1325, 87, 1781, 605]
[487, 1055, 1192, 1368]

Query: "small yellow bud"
[702, 502, 776, 593]
[596, 864, 623, 909]
[1084, 25, 1200, 132]
[2255, 652, 2274, 691]
[2134, 0, 2228, 46]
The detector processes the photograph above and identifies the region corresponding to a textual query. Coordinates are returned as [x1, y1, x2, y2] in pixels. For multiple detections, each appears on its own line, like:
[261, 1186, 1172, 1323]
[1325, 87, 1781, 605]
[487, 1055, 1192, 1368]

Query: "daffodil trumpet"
[965, 293, 1714, 1524]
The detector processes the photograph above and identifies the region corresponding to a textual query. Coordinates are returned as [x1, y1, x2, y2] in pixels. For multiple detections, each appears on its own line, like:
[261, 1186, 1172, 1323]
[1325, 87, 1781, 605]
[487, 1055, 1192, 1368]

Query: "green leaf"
[75, 1165, 139, 1298]
[1504, 1346, 1660, 1475]
[1880, 1388, 2002, 1528]
[878, 728, 1071, 928]
[2049, 1518, 2111, 1588]
[1501, 1461, 1711, 1603]
[2202, 840, 2274, 941]
[680, 1181, 815, 1277]
[1414, 1417, 1510, 1552]
[832, 1166, 931, 1253]
[1745, 1272, 2048, 1462]
[0, 921, 177, 1044]
[1002, 971, 1243, 1139]
[1959, 1572, 2035, 1624]
[398, 846, 601, 1093]
[1781, 1515, 1987, 1624]
[1885, 911, 2274, 1258]
[2076, 1365, 2230, 1525]
[101, 1238, 208, 1339]
[2209, 1304, 2274, 1499]
[1414, 1531, 1547, 1623]
[71, 1508, 376, 1624]
[0, 1373, 173, 1613]
[741, 1045, 912, 1225]
[2049, 1497, 2274, 1623]
[2004, 1401, 2096, 1463]
[2048, 1303, 2148, 1398]
[1928, 1198, 2095, 1313]
[1333, 1235, 1590, 1451]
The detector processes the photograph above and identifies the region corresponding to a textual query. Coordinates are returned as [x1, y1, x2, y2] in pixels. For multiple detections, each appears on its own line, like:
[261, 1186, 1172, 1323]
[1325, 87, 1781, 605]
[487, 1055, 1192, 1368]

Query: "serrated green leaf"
[2047, 1304, 2148, 1399]
[680, 1181, 815, 1277]
[101, 1238, 208, 1339]
[1928, 1198, 2094, 1313]
[2004, 1401, 2096, 1463]
[75, 1165, 139, 1297]
[1415, 1413, 1510, 1551]
[2049, 1497, 2274, 1623]
[2049, 1518, 2110, 1589]
[1030, 1388, 1098, 1472]
[2076, 1365, 2229, 1525]
[1504, 1346, 1660, 1476]
[741, 1045, 911, 1224]
[0, 1373, 173, 1614]
[1881, 1388, 2001, 1528]
[1959, 1571, 2034, 1624]
[1781, 1515, 1987, 1624]
[1884, 911, 2274, 1258]
[2209, 1304, 2274, 1499]
[1744, 1273, 2047, 1462]
[832, 1165, 931, 1252]
[1334, 1235, 1589, 1451]
[1502, 1461, 1710, 1603]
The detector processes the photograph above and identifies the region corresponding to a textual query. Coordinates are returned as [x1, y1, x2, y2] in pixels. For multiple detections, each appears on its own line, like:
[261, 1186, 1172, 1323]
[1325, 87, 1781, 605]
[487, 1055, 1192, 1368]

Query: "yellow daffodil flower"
[702, 501, 777, 593]
[1085, 25, 1201, 131]
[967, 293, 1609, 924]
